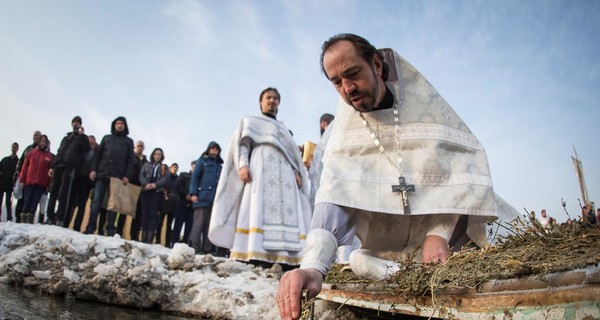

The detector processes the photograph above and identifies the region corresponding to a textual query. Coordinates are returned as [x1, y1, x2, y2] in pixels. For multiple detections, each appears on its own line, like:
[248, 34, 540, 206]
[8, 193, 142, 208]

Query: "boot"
[141, 231, 147, 243]
[20, 213, 26, 223]
[38, 213, 44, 224]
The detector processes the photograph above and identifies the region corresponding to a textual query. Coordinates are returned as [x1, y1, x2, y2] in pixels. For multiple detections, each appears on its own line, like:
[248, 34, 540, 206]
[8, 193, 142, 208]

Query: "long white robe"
[209, 115, 312, 265]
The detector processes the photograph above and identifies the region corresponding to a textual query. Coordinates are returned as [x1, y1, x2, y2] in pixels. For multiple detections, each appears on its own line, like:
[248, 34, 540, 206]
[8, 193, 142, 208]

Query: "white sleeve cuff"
[300, 228, 338, 276]
[425, 214, 460, 242]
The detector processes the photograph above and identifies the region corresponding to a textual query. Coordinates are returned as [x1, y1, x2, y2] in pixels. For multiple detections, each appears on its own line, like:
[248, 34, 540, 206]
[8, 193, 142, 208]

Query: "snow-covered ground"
[0, 222, 281, 319]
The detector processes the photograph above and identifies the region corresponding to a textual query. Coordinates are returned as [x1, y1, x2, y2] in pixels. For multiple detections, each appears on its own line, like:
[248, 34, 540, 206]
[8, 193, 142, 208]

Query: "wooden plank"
[319, 266, 600, 319]
[319, 285, 600, 319]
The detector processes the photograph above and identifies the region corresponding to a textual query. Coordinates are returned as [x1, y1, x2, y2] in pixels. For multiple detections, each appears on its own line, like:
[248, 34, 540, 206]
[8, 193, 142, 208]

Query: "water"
[0, 284, 196, 320]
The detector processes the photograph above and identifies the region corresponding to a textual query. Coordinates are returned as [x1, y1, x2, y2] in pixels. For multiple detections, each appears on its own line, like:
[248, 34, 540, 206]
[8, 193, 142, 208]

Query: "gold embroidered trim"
[235, 228, 306, 240]
[230, 251, 302, 265]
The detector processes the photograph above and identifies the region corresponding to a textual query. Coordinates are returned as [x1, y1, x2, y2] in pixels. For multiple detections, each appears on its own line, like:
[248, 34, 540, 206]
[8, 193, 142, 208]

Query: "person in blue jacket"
[189, 141, 223, 254]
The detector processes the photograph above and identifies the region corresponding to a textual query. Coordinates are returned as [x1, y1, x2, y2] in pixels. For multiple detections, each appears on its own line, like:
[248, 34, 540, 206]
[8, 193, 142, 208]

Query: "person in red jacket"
[19, 135, 53, 224]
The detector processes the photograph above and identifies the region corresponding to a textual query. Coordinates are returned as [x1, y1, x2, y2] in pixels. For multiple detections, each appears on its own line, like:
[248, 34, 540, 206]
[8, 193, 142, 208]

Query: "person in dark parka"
[84, 116, 135, 236]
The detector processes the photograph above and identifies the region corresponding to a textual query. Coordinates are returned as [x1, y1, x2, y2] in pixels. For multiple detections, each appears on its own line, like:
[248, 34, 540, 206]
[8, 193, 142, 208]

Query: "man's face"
[541, 210, 547, 217]
[323, 40, 384, 112]
[72, 120, 81, 130]
[260, 90, 280, 116]
[135, 142, 145, 156]
[170, 165, 178, 175]
[115, 120, 125, 132]
[11, 143, 18, 154]
[33, 131, 41, 144]
[89, 137, 97, 149]
[320, 120, 328, 135]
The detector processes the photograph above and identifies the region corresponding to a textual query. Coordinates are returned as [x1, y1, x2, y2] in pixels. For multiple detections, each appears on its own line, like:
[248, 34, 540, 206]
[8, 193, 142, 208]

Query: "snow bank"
[0, 222, 280, 319]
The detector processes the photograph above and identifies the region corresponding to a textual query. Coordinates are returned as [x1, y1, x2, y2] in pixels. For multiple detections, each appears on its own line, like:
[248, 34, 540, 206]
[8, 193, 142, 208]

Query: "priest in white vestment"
[278, 34, 519, 320]
[209, 87, 312, 267]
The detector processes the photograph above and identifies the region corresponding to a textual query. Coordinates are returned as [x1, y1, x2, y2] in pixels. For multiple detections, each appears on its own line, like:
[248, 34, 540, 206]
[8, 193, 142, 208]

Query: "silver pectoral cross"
[392, 176, 415, 214]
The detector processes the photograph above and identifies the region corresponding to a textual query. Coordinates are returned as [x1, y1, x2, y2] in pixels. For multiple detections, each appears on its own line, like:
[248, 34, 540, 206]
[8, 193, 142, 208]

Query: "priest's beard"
[347, 69, 380, 112]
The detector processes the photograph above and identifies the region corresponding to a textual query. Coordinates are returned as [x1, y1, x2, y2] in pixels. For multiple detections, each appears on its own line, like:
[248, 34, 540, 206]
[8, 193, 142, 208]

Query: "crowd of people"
[0, 116, 227, 256]
[526, 203, 599, 228]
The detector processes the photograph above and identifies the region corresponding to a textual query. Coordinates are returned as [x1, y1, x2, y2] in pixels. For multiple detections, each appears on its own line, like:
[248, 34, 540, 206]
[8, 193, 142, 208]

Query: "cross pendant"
[392, 176, 415, 214]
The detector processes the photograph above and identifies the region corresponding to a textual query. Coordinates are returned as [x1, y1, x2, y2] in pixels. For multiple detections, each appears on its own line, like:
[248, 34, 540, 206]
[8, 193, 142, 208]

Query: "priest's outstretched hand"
[422, 235, 450, 263]
[277, 268, 323, 320]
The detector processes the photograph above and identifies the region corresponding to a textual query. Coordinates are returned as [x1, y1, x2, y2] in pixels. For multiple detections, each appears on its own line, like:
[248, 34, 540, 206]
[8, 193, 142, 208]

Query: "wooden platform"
[318, 266, 600, 319]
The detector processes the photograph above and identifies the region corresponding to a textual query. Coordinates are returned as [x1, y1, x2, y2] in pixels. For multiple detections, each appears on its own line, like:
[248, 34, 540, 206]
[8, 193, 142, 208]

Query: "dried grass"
[325, 220, 600, 298]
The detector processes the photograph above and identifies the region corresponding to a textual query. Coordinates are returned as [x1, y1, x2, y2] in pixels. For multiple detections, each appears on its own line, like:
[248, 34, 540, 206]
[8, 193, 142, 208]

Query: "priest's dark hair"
[320, 33, 390, 82]
[259, 87, 281, 103]
[320, 113, 335, 125]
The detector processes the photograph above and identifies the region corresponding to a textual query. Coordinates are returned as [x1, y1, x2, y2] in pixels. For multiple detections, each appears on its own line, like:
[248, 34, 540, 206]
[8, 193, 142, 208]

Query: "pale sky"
[1, 0, 598, 223]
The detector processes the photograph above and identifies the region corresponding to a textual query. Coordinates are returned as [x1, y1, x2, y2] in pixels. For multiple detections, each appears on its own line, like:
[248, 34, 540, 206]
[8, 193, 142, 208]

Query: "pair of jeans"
[22, 185, 46, 214]
[85, 178, 117, 235]
[189, 206, 214, 253]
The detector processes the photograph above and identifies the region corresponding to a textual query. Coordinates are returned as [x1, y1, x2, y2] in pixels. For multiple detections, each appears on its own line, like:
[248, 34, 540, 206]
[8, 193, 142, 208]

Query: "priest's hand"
[422, 235, 450, 263]
[239, 166, 251, 183]
[277, 268, 323, 320]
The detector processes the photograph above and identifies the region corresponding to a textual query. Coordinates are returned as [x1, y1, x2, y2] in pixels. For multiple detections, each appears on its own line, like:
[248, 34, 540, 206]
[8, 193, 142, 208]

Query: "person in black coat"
[157, 163, 178, 246]
[139, 148, 170, 243]
[170, 161, 194, 247]
[84, 116, 135, 236]
[70, 135, 97, 232]
[48, 116, 91, 226]
[0, 142, 19, 221]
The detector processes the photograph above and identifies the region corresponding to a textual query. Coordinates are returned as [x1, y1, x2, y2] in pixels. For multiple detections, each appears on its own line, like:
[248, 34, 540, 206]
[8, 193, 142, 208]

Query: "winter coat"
[175, 171, 192, 208]
[76, 148, 96, 188]
[19, 148, 53, 188]
[0, 155, 18, 191]
[189, 155, 223, 208]
[78, 149, 95, 178]
[53, 131, 90, 169]
[130, 155, 148, 186]
[92, 134, 135, 180]
[161, 173, 178, 213]
[139, 162, 170, 193]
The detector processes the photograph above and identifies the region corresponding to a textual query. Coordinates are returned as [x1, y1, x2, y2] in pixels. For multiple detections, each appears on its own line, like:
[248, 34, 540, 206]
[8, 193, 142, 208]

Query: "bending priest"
[277, 33, 519, 320]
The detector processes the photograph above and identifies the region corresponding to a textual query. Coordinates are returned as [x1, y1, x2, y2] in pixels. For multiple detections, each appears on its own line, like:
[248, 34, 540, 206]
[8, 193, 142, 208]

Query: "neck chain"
[358, 102, 403, 175]
[359, 101, 416, 213]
